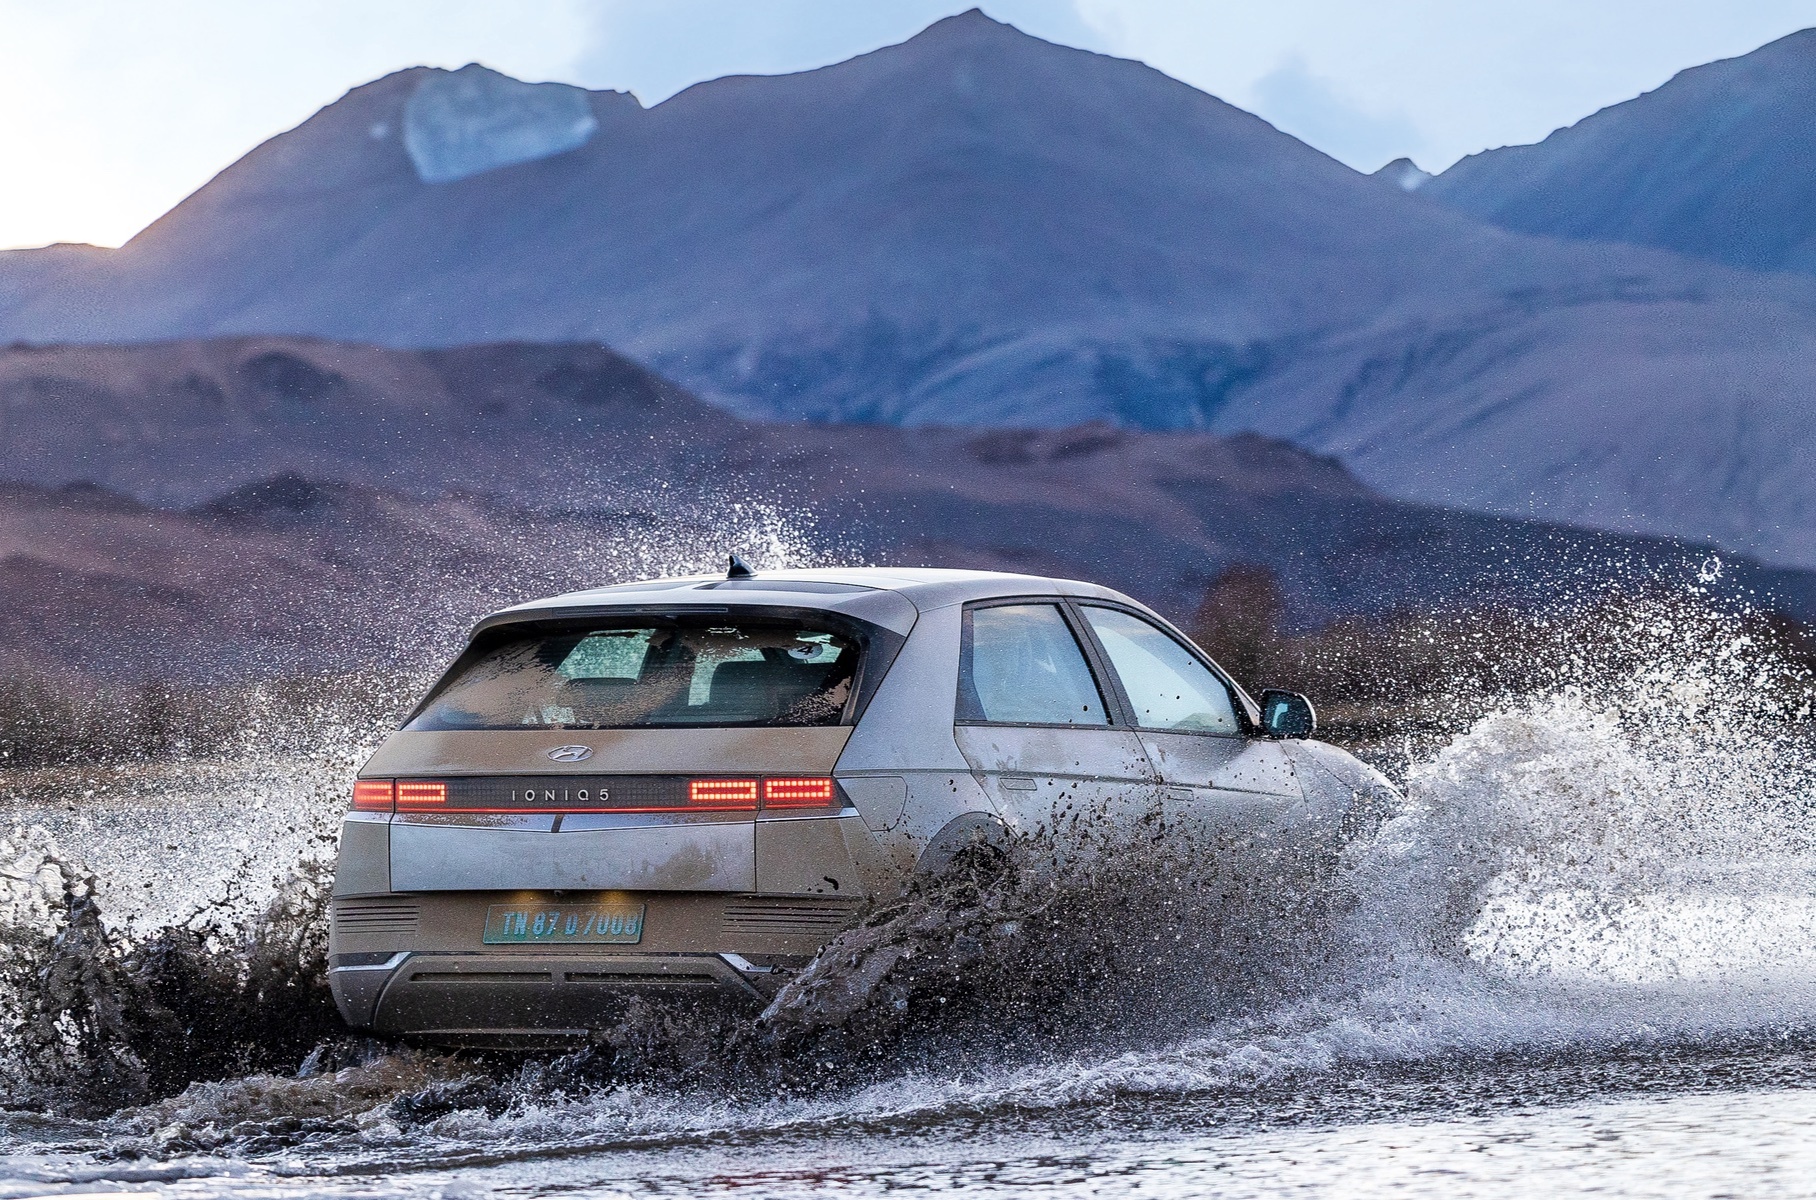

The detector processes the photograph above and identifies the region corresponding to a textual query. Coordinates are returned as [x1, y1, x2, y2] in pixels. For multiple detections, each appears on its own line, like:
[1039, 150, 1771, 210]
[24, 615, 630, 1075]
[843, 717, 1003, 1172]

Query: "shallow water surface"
[5, 597, 1816, 1198]
[6, 1050, 1816, 1199]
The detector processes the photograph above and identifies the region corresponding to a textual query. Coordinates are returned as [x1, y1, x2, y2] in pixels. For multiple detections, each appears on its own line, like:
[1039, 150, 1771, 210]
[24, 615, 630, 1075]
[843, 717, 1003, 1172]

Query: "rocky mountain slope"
[2, 13, 1813, 566]
[1426, 29, 1816, 275]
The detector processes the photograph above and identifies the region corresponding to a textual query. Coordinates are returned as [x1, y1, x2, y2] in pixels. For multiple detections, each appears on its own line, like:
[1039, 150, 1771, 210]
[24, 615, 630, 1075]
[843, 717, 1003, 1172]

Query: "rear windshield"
[407, 616, 864, 731]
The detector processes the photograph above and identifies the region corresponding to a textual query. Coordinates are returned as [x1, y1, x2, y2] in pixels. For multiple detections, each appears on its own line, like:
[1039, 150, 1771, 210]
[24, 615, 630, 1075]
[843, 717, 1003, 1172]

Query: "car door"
[951, 599, 1159, 843]
[1072, 604, 1302, 848]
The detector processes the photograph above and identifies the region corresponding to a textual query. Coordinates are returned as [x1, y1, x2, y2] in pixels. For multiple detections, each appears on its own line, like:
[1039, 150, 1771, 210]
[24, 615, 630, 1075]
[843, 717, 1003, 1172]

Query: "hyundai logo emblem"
[546, 745, 594, 763]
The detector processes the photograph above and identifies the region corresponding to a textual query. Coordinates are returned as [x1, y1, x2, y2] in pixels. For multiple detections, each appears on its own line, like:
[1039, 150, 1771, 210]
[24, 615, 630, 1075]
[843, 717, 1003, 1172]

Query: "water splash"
[1348, 593, 1816, 983]
[0, 827, 343, 1117]
[1, 582, 1814, 1168]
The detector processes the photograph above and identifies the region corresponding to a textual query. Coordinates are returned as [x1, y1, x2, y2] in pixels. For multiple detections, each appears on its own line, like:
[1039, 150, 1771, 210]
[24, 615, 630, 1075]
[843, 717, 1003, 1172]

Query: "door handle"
[1000, 776, 1038, 792]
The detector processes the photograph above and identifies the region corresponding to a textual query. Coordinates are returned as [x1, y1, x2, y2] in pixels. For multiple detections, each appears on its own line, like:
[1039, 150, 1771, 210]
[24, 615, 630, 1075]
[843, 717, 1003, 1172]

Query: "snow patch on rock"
[403, 65, 597, 185]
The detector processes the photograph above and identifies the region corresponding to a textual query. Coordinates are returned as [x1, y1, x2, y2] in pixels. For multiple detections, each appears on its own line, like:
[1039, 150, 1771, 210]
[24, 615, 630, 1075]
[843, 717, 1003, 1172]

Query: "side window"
[1080, 606, 1239, 734]
[957, 604, 1108, 726]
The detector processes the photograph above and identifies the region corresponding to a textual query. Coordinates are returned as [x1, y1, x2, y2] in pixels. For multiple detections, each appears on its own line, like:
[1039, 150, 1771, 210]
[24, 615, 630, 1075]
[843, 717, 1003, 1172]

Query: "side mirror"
[1258, 689, 1316, 738]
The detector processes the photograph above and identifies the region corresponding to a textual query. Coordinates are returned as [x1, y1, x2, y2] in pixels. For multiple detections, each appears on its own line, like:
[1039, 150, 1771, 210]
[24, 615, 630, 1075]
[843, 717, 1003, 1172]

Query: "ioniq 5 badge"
[546, 745, 593, 762]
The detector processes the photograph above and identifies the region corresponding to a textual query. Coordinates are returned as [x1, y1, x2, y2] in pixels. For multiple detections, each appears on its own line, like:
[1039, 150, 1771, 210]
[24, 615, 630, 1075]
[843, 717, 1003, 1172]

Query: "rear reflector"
[396, 781, 448, 810]
[687, 778, 760, 809]
[763, 777, 837, 807]
[352, 780, 394, 812]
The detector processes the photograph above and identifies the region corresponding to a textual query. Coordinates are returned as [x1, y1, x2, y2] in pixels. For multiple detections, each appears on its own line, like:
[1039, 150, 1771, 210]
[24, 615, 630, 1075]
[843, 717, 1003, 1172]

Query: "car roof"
[477, 567, 1140, 636]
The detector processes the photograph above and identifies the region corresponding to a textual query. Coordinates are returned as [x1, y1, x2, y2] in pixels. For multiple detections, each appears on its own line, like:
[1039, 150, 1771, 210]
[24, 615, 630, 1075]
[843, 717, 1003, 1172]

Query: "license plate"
[482, 902, 646, 945]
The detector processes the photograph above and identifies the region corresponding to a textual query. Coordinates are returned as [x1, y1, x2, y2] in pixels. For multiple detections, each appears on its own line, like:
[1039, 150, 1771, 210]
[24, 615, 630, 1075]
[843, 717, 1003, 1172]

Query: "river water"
[3, 598, 1815, 1199]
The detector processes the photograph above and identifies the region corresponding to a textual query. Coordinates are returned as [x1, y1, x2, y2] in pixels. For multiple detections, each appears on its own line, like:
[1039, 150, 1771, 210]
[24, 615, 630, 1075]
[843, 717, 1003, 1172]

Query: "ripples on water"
[2, 586, 1815, 1198]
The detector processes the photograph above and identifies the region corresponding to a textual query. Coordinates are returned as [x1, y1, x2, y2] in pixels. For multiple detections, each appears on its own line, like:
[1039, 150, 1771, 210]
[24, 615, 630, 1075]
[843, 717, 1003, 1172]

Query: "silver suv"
[329, 566, 1392, 1044]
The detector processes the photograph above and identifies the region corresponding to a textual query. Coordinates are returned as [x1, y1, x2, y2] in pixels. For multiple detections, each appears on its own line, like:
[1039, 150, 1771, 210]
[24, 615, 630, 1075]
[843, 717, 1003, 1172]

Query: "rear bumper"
[329, 889, 862, 1040]
[332, 950, 769, 1046]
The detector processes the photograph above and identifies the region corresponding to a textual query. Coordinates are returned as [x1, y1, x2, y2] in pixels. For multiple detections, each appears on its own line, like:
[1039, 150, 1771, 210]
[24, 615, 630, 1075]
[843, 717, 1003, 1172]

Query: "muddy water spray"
[1, 580, 1814, 1162]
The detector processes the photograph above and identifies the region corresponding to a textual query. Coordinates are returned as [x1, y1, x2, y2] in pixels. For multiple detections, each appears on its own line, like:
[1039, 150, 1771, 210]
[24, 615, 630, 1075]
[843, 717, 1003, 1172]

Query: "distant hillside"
[1, 336, 1809, 687]
[3, 14, 1815, 566]
[1426, 29, 1816, 274]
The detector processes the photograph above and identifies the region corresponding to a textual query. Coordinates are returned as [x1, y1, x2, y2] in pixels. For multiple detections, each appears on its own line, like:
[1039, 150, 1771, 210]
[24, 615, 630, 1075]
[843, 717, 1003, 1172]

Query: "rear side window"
[407, 616, 862, 730]
[957, 604, 1107, 725]
[1081, 606, 1238, 733]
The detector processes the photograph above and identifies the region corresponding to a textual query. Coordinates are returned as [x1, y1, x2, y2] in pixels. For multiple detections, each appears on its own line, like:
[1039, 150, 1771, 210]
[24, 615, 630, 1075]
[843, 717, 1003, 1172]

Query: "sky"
[3, 0, 1813, 250]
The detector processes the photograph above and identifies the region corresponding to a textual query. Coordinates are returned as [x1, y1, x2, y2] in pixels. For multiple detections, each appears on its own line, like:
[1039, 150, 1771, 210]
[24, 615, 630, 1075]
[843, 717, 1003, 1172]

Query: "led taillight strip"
[351, 777, 840, 813]
[351, 780, 449, 812]
[684, 778, 841, 810]
[763, 777, 838, 807]
[684, 778, 756, 809]
[396, 781, 448, 810]
[352, 780, 394, 812]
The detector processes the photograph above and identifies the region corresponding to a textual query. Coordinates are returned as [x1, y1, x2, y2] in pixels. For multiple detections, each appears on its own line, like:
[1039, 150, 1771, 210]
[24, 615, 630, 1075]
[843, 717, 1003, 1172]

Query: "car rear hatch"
[358, 600, 909, 894]
[361, 725, 854, 892]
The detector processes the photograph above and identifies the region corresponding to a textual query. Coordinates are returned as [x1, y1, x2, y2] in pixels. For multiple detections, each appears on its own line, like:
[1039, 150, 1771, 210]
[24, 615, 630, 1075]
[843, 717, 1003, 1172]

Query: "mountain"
[1210, 288, 1816, 566]
[1425, 29, 1816, 275]
[4, 13, 1816, 566]
[3, 336, 1810, 686]
[0, 8, 1657, 410]
[1372, 157, 1433, 191]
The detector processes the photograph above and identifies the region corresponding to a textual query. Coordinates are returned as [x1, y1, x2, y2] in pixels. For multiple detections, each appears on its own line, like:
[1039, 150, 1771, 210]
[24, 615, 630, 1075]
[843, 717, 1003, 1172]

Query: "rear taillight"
[353, 777, 841, 813]
[763, 777, 837, 808]
[352, 780, 394, 812]
[687, 778, 760, 810]
[396, 781, 448, 810]
[683, 779, 839, 810]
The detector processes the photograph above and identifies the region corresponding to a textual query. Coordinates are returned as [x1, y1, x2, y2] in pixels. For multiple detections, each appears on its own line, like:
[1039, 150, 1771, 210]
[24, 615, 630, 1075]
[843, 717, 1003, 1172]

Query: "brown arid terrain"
[3, 334, 1812, 766]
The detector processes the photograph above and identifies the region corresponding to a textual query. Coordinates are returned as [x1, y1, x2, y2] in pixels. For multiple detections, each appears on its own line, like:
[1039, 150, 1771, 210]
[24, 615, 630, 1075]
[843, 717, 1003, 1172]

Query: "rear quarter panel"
[835, 602, 1005, 881]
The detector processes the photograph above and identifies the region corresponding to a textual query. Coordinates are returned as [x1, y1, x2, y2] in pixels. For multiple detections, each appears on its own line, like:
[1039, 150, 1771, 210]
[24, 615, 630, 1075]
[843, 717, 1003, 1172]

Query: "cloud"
[1250, 56, 1424, 172]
